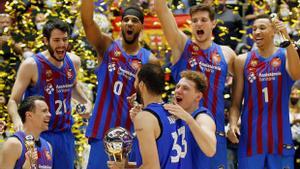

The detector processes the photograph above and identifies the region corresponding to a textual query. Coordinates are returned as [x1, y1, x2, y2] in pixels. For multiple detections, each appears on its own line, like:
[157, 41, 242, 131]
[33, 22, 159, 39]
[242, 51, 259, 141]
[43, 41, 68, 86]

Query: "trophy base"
[279, 41, 291, 48]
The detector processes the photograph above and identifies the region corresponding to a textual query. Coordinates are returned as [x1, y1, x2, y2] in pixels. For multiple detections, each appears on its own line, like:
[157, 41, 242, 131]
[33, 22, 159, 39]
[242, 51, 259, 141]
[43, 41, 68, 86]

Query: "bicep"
[82, 21, 112, 56]
[134, 112, 160, 168]
[196, 114, 216, 132]
[0, 139, 22, 169]
[231, 56, 245, 108]
[10, 61, 34, 102]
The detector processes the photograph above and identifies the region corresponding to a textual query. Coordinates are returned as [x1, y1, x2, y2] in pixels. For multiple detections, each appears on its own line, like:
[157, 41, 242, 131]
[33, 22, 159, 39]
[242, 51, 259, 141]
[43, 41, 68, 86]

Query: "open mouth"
[176, 97, 183, 103]
[127, 30, 133, 35]
[197, 30, 204, 36]
[56, 50, 65, 55]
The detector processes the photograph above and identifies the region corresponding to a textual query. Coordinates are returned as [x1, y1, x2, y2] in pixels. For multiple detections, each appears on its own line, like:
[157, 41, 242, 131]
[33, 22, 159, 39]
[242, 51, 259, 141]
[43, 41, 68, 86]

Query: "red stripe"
[247, 83, 253, 156]
[267, 81, 274, 153]
[91, 71, 109, 138]
[102, 71, 119, 137]
[211, 71, 220, 116]
[256, 69, 264, 154]
[203, 71, 211, 109]
[277, 76, 283, 154]
[115, 76, 128, 128]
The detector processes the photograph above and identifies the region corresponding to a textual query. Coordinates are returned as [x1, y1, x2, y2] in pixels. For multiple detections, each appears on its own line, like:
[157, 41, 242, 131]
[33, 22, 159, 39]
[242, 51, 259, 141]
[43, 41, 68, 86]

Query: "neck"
[194, 37, 213, 50]
[122, 39, 140, 55]
[185, 103, 199, 114]
[23, 125, 40, 141]
[257, 44, 277, 58]
[43, 50, 64, 68]
[142, 93, 163, 107]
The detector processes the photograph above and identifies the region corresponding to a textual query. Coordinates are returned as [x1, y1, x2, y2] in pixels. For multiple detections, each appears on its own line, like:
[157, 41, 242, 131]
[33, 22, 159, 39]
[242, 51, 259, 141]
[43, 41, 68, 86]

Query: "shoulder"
[22, 57, 37, 68]
[2, 137, 23, 155]
[67, 52, 81, 66]
[220, 45, 236, 60]
[235, 53, 248, 69]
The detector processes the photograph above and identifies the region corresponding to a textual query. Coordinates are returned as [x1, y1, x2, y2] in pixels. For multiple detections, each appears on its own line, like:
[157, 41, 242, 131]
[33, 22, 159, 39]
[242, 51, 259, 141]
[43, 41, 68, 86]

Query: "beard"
[121, 30, 140, 44]
[47, 44, 65, 62]
[136, 88, 143, 105]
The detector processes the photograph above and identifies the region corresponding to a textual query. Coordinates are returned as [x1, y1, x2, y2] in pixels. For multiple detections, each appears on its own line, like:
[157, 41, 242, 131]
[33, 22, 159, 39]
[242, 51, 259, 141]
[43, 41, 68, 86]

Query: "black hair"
[42, 18, 70, 40]
[137, 63, 165, 95]
[18, 96, 45, 123]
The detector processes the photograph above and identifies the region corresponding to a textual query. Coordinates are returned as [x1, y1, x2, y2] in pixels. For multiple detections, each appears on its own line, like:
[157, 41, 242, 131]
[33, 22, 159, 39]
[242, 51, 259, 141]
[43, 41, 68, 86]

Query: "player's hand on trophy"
[107, 159, 126, 169]
[76, 101, 92, 119]
[23, 148, 38, 169]
[227, 124, 240, 144]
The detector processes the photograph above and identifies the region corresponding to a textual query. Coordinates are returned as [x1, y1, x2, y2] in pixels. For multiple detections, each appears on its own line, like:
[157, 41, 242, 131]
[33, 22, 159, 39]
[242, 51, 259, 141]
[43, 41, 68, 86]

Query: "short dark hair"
[42, 18, 70, 40]
[137, 63, 165, 95]
[18, 96, 45, 123]
[189, 4, 215, 21]
[180, 70, 208, 93]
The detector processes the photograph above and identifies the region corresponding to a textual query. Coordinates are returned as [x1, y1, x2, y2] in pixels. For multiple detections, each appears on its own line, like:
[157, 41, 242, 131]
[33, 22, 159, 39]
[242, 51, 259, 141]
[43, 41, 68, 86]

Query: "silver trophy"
[103, 127, 134, 162]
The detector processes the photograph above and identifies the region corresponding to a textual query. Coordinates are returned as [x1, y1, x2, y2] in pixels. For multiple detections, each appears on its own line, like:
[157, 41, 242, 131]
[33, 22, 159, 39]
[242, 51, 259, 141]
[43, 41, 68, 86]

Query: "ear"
[195, 92, 203, 102]
[212, 19, 217, 29]
[43, 37, 49, 45]
[25, 111, 33, 120]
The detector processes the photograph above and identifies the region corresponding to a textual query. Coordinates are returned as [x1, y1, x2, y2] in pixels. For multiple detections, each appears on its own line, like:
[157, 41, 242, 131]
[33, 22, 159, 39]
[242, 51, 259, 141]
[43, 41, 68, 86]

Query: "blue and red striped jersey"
[171, 39, 228, 137]
[86, 41, 151, 139]
[13, 131, 53, 169]
[239, 48, 295, 157]
[24, 53, 76, 132]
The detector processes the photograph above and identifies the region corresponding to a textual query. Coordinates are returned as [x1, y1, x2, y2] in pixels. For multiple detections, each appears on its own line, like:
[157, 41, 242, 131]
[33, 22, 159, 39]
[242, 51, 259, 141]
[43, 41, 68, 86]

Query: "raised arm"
[81, 0, 113, 59]
[7, 58, 36, 131]
[154, 0, 188, 64]
[272, 19, 300, 80]
[227, 54, 246, 143]
[133, 111, 160, 169]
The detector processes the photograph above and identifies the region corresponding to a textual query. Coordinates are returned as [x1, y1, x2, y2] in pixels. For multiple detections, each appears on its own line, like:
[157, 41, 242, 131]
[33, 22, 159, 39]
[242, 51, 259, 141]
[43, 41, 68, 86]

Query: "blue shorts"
[41, 130, 75, 169]
[238, 154, 294, 169]
[209, 136, 227, 169]
[87, 139, 137, 169]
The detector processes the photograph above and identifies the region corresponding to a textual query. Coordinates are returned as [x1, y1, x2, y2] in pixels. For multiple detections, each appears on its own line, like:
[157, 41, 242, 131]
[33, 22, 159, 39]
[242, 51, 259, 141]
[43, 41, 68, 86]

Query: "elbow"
[206, 137, 217, 157]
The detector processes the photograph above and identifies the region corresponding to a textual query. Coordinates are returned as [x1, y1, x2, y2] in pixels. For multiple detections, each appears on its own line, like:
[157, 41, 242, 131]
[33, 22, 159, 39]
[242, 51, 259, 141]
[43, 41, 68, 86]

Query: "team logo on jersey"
[248, 72, 256, 83]
[188, 58, 197, 67]
[271, 57, 281, 68]
[45, 83, 54, 95]
[212, 53, 221, 65]
[67, 68, 73, 80]
[193, 45, 199, 51]
[114, 50, 121, 57]
[45, 70, 53, 82]
[131, 59, 142, 70]
[250, 59, 259, 67]
[108, 63, 116, 72]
